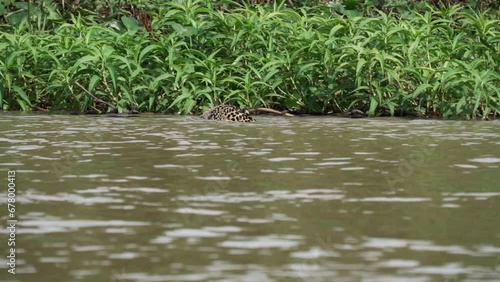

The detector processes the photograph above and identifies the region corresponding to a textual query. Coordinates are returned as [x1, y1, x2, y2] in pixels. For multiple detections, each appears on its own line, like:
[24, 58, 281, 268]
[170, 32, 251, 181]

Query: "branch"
[248, 107, 295, 116]
[75, 81, 116, 110]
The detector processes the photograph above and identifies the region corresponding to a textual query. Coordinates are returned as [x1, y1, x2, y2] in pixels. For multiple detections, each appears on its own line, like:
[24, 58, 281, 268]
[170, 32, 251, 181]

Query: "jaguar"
[200, 105, 255, 122]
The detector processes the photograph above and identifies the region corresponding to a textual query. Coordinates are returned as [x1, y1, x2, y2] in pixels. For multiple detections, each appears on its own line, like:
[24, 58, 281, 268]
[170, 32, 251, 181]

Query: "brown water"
[0, 114, 499, 282]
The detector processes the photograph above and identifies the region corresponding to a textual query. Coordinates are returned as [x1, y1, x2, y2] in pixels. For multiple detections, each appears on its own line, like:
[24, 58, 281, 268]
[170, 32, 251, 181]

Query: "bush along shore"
[0, 0, 498, 119]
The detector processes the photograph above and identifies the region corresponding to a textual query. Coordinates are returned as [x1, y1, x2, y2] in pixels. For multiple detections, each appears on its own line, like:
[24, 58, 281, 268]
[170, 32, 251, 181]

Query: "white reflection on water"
[20, 191, 123, 205]
[176, 189, 345, 203]
[112, 272, 228, 282]
[20, 219, 149, 234]
[314, 161, 350, 166]
[195, 176, 231, 181]
[108, 252, 138, 259]
[453, 164, 478, 168]
[40, 257, 69, 263]
[267, 157, 299, 162]
[167, 228, 221, 238]
[219, 235, 301, 249]
[151, 226, 242, 244]
[0, 162, 24, 166]
[469, 157, 500, 163]
[375, 259, 420, 268]
[290, 152, 320, 155]
[176, 207, 226, 216]
[291, 247, 338, 259]
[62, 173, 108, 178]
[363, 237, 500, 257]
[405, 263, 470, 275]
[449, 192, 500, 197]
[340, 167, 365, 171]
[10, 145, 45, 150]
[347, 197, 430, 202]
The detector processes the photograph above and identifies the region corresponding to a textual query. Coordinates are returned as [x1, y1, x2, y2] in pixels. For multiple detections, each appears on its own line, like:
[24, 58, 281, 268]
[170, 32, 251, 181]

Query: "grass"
[0, 0, 498, 119]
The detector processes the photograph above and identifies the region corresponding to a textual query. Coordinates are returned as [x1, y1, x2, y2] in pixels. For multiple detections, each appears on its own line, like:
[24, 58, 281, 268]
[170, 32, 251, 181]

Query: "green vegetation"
[0, 0, 498, 118]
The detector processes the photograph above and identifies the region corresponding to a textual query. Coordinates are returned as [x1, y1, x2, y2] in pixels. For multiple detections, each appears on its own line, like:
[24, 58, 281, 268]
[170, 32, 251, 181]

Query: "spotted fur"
[201, 105, 255, 122]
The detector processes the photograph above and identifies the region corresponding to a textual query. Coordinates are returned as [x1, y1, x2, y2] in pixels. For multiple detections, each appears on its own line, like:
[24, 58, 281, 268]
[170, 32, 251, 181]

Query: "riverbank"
[0, 1, 498, 119]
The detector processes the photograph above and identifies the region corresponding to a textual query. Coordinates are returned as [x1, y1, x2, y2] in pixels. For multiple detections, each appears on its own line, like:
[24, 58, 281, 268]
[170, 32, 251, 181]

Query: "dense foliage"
[0, 0, 498, 118]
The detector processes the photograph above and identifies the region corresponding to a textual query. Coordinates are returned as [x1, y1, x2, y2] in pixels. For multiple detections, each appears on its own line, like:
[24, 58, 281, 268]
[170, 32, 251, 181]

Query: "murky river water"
[0, 114, 499, 282]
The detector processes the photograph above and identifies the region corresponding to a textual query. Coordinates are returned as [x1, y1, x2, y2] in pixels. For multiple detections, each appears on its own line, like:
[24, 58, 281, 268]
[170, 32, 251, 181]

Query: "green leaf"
[121, 16, 141, 32]
[16, 98, 28, 111]
[329, 24, 345, 37]
[456, 96, 467, 114]
[368, 96, 378, 116]
[73, 55, 98, 69]
[168, 22, 198, 37]
[356, 58, 366, 77]
[0, 83, 3, 110]
[298, 62, 319, 75]
[5, 10, 28, 26]
[106, 65, 117, 93]
[151, 73, 174, 90]
[412, 83, 432, 98]
[12, 85, 30, 105]
[149, 96, 155, 111]
[89, 75, 100, 91]
[101, 45, 114, 60]
[168, 88, 193, 112]
[138, 45, 159, 64]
